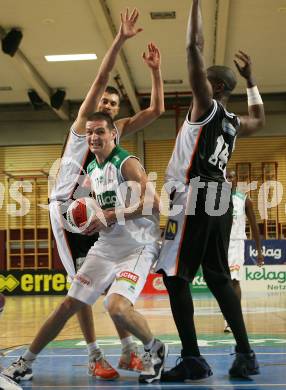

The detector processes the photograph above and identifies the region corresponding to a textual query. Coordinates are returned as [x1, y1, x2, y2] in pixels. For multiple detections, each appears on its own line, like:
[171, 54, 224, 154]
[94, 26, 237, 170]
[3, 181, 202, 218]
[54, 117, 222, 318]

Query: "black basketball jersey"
[166, 100, 239, 184]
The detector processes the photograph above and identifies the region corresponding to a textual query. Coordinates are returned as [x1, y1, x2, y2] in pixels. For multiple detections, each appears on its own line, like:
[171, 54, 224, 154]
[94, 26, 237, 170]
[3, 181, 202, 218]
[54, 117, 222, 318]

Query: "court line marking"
[20, 384, 286, 388]
[4, 352, 286, 358]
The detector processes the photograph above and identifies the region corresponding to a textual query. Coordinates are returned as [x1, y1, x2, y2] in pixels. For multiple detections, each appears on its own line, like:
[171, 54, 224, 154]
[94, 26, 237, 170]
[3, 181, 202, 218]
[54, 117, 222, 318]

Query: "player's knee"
[59, 296, 82, 318]
[106, 294, 130, 323]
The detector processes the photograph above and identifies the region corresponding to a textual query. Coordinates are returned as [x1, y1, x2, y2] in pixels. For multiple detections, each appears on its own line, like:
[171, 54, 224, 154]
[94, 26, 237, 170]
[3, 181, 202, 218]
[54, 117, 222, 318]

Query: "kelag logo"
[245, 266, 286, 291]
[245, 240, 286, 265]
[191, 268, 209, 293]
[193, 274, 207, 286]
[245, 267, 286, 284]
[248, 245, 281, 260]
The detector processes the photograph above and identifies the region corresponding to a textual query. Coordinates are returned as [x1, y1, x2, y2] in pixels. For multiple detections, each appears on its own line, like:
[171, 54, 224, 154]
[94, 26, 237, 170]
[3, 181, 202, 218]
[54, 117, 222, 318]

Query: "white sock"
[87, 341, 101, 357]
[22, 349, 37, 364]
[121, 336, 134, 349]
[144, 338, 155, 351]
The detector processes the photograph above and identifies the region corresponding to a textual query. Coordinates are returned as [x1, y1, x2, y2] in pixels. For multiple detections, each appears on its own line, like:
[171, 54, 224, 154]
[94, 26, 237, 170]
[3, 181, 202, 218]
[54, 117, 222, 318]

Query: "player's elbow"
[259, 115, 266, 129]
[150, 105, 165, 117]
[254, 116, 266, 131]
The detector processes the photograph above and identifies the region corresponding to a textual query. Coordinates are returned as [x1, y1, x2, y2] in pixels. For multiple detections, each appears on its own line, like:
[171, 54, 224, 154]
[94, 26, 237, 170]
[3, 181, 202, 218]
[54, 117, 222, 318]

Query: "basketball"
[66, 197, 97, 229]
[0, 293, 5, 313]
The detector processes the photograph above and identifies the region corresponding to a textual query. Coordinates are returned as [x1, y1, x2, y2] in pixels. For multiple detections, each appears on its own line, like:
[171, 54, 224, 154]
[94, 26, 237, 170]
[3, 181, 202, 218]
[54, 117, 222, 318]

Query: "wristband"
[247, 86, 263, 106]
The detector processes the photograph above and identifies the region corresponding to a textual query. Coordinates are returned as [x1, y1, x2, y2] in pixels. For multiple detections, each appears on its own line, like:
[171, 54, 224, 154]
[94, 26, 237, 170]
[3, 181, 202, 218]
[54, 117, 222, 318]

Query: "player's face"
[226, 170, 237, 188]
[86, 119, 116, 155]
[98, 92, 120, 119]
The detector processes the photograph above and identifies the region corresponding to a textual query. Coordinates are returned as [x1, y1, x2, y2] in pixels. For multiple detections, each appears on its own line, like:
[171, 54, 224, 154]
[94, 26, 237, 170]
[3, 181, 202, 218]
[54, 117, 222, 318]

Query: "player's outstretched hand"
[142, 42, 161, 70]
[119, 8, 143, 40]
[233, 50, 253, 80]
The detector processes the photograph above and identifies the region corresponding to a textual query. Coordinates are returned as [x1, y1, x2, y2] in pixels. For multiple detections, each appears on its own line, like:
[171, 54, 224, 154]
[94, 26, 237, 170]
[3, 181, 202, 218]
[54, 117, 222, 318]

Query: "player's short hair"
[105, 85, 120, 99]
[207, 65, 237, 93]
[86, 111, 115, 130]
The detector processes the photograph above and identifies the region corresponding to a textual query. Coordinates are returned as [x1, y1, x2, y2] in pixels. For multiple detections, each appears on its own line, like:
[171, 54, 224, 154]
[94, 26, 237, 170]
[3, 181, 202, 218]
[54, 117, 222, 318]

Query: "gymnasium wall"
[1, 116, 286, 232]
[1, 104, 286, 273]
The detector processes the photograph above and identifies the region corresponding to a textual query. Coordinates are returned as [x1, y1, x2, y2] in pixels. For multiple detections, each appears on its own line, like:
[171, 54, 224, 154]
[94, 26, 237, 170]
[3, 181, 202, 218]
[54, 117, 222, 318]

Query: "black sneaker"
[161, 355, 213, 382]
[229, 350, 260, 378]
[138, 340, 168, 383]
[2, 357, 33, 381]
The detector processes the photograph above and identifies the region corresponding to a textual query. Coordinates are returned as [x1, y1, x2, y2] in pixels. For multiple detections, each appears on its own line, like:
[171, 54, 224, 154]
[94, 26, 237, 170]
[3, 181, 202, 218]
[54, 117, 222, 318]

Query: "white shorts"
[49, 201, 98, 282]
[49, 201, 76, 279]
[228, 239, 245, 281]
[155, 191, 187, 276]
[68, 244, 157, 305]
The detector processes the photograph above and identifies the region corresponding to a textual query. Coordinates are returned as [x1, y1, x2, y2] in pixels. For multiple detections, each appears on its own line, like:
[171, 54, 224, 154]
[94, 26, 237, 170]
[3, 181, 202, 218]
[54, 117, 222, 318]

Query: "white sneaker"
[138, 340, 168, 383]
[88, 349, 119, 380]
[118, 343, 143, 372]
[1, 357, 33, 381]
[0, 373, 23, 389]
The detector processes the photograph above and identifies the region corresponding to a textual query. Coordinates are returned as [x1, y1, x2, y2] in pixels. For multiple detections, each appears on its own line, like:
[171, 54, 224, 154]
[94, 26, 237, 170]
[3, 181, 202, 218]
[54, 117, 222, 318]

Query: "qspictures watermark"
[1, 155, 285, 225]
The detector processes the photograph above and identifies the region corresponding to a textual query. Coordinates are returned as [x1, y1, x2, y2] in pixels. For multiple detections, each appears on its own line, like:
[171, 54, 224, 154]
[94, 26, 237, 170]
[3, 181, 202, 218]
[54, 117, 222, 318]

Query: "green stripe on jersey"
[87, 145, 130, 174]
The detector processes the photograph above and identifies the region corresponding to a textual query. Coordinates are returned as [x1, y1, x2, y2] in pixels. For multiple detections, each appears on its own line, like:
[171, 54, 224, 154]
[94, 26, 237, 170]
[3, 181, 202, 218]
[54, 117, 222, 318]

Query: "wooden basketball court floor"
[0, 291, 285, 389]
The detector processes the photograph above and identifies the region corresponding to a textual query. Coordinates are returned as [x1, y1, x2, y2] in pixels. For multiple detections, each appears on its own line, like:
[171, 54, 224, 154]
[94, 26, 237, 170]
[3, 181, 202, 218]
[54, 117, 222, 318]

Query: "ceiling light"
[150, 11, 176, 20]
[0, 86, 12, 91]
[164, 79, 183, 85]
[45, 54, 97, 62]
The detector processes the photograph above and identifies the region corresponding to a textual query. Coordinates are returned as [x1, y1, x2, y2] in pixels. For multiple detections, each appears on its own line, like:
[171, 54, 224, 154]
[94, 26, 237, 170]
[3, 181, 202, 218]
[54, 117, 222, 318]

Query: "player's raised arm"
[74, 8, 143, 135]
[116, 42, 164, 137]
[234, 51, 265, 135]
[186, 0, 212, 122]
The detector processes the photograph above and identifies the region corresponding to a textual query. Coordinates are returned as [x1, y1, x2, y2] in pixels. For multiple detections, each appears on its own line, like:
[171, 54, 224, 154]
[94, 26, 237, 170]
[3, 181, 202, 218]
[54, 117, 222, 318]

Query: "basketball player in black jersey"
[158, 0, 265, 382]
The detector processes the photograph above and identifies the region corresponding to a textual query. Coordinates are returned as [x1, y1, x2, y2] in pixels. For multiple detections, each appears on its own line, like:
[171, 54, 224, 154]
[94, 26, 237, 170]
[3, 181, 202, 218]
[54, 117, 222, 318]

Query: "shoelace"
[173, 356, 183, 369]
[5, 359, 25, 375]
[99, 358, 113, 369]
[90, 348, 103, 362]
[141, 351, 152, 370]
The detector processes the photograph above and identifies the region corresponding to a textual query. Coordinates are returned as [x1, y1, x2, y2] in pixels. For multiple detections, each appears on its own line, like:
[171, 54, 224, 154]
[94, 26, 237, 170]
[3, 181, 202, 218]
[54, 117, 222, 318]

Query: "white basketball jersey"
[230, 191, 247, 240]
[50, 125, 120, 202]
[87, 145, 160, 258]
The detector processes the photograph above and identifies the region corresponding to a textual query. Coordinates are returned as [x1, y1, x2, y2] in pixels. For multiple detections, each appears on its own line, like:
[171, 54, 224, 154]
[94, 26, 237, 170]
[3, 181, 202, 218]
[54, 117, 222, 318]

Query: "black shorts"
[178, 184, 233, 281]
[157, 182, 233, 283]
[64, 228, 99, 271]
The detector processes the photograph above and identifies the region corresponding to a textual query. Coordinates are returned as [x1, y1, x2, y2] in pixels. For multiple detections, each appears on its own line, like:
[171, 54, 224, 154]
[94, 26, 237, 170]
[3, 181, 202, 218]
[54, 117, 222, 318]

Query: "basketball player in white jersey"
[156, 0, 265, 382]
[3, 8, 164, 383]
[223, 169, 264, 333]
[4, 111, 168, 386]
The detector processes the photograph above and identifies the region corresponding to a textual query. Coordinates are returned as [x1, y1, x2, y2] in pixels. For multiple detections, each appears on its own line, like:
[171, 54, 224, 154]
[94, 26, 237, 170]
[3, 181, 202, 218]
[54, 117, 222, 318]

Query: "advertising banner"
[241, 265, 286, 292]
[1, 240, 286, 295]
[141, 273, 168, 295]
[245, 240, 286, 265]
[0, 270, 69, 295]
